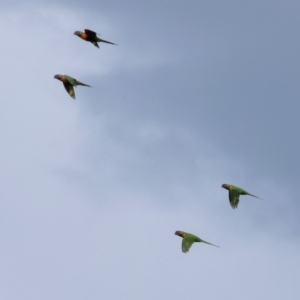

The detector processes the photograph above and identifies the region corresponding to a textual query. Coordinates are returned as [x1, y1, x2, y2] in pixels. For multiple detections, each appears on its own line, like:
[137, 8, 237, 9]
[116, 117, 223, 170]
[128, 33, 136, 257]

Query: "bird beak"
[74, 31, 80, 36]
[54, 74, 60, 80]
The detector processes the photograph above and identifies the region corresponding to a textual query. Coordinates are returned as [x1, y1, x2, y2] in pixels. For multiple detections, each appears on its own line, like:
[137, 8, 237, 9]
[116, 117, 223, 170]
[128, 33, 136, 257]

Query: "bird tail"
[97, 38, 117, 45]
[201, 239, 220, 248]
[247, 193, 262, 200]
[76, 81, 91, 87]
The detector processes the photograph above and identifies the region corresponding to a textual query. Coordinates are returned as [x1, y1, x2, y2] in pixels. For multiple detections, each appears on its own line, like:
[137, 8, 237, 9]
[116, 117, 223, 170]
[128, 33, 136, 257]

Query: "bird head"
[221, 184, 229, 190]
[54, 74, 61, 80]
[175, 231, 184, 238]
[74, 31, 82, 37]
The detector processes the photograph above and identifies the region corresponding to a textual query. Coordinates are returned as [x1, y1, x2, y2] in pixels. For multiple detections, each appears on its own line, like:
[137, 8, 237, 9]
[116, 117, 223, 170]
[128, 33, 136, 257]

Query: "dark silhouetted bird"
[74, 29, 116, 48]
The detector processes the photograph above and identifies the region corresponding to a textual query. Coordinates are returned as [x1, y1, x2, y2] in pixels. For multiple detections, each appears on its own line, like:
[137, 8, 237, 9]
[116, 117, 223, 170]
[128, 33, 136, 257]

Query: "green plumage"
[221, 184, 261, 209]
[54, 74, 91, 99]
[175, 231, 219, 253]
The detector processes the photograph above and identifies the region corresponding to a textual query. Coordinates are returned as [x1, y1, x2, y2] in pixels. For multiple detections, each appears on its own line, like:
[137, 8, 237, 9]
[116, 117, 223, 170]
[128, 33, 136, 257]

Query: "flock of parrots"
[54, 29, 116, 99]
[175, 184, 261, 253]
[54, 28, 262, 254]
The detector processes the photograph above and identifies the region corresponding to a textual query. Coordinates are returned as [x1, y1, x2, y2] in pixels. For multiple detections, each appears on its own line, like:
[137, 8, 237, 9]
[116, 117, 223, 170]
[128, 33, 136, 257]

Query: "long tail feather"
[76, 81, 91, 87]
[97, 38, 117, 45]
[201, 240, 220, 248]
[248, 193, 262, 200]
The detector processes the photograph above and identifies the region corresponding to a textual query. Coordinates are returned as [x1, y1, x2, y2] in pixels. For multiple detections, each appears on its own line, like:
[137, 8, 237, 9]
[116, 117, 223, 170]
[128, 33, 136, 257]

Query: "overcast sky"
[1, 1, 300, 299]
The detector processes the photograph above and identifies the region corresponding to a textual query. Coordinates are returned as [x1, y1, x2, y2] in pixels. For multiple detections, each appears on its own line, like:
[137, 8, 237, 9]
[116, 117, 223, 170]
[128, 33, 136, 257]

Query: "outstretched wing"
[84, 29, 98, 38]
[182, 237, 194, 253]
[229, 190, 240, 209]
[63, 81, 75, 99]
[91, 41, 99, 48]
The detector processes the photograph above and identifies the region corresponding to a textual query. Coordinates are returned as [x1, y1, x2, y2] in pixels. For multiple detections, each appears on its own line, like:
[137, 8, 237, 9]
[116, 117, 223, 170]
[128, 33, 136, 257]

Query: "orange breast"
[80, 32, 88, 40]
[60, 75, 66, 82]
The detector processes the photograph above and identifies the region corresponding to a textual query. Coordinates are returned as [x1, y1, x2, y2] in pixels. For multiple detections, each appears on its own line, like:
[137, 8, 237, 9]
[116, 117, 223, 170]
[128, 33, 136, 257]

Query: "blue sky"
[0, 1, 300, 299]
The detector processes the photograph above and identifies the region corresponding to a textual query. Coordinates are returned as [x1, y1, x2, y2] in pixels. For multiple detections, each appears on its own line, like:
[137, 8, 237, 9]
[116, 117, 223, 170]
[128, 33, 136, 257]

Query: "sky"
[0, 1, 300, 299]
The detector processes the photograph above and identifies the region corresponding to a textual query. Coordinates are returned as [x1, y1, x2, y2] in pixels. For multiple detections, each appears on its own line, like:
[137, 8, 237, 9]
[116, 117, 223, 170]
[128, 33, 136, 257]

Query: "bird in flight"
[221, 184, 261, 209]
[175, 231, 219, 253]
[54, 74, 91, 99]
[74, 29, 117, 48]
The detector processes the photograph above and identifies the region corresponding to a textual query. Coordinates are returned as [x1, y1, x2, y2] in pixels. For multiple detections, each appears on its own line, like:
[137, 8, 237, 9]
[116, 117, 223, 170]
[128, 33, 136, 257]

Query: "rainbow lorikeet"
[74, 29, 116, 48]
[54, 74, 91, 99]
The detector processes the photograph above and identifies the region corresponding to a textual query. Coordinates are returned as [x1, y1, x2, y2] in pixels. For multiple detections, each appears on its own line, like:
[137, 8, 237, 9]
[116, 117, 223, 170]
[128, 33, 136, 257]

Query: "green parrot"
[74, 29, 117, 48]
[221, 184, 261, 209]
[54, 74, 91, 99]
[175, 231, 219, 253]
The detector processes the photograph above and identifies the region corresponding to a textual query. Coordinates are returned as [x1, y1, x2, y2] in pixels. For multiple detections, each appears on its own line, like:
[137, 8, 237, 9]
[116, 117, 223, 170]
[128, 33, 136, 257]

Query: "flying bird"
[175, 231, 219, 253]
[74, 29, 117, 48]
[221, 184, 261, 209]
[54, 74, 91, 99]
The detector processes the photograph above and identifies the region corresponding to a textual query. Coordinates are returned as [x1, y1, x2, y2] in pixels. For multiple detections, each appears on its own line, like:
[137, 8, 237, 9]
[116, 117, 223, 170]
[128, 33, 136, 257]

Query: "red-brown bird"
[74, 29, 117, 48]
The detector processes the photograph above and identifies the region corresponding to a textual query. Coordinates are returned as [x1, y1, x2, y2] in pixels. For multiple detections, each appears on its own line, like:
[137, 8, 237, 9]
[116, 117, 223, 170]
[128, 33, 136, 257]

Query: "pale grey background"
[0, 1, 299, 299]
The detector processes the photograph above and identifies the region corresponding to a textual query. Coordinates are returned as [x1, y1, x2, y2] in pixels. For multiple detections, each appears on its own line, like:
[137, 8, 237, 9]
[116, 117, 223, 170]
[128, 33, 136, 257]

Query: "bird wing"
[84, 29, 98, 38]
[63, 81, 75, 99]
[91, 41, 100, 48]
[229, 189, 240, 209]
[182, 237, 194, 253]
